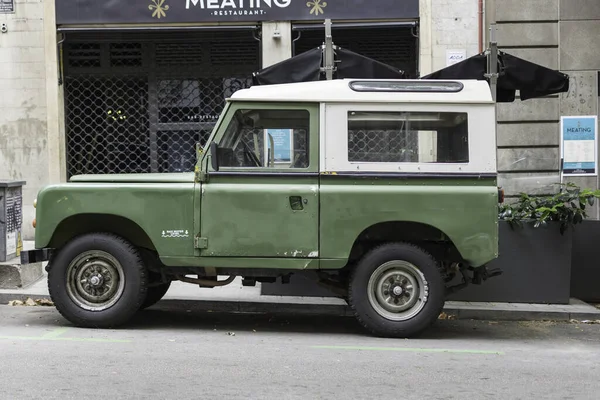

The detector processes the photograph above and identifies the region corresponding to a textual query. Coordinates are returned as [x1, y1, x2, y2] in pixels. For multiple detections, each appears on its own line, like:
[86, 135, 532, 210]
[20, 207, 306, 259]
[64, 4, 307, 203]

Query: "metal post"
[324, 19, 334, 80]
[483, 0, 500, 177]
[487, 23, 498, 102]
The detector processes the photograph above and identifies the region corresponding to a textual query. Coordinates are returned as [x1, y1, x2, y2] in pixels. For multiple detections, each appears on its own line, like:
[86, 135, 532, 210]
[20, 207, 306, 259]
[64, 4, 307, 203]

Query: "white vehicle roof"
[229, 79, 494, 104]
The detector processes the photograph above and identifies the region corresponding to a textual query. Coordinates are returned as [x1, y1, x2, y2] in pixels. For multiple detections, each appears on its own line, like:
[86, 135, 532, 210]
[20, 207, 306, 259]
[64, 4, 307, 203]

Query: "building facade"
[2, 0, 597, 240]
[493, 0, 600, 214]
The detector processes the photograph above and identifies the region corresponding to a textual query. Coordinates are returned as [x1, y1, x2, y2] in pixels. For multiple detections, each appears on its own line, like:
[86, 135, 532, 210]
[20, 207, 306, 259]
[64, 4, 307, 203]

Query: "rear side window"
[347, 111, 469, 163]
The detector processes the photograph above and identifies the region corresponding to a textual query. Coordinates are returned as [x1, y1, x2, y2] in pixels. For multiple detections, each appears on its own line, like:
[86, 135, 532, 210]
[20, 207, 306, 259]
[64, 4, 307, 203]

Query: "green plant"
[499, 182, 600, 235]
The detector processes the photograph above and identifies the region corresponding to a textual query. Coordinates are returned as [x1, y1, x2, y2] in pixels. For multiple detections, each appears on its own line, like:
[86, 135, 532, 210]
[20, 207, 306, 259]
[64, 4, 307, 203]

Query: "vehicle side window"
[347, 111, 469, 163]
[217, 109, 310, 169]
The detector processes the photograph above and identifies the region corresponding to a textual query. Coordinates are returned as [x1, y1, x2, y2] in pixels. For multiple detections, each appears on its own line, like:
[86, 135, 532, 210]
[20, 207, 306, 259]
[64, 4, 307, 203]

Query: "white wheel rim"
[366, 260, 429, 321]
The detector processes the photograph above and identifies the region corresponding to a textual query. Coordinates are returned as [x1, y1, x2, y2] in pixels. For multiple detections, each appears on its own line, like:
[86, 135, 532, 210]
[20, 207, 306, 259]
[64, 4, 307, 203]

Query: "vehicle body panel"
[200, 177, 319, 258]
[319, 176, 499, 267]
[69, 173, 195, 184]
[35, 181, 196, 257]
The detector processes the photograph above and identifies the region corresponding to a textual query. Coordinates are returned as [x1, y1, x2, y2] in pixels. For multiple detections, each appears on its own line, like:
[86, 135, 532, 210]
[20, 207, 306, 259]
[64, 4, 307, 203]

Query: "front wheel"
[48, 233, 148, 328]
[348, 242, 445, 338]
[140, 281, 171, 310]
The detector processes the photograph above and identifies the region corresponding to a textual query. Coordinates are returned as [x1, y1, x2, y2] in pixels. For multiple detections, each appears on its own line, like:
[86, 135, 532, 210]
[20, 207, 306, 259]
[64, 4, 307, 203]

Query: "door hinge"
[194, 236, 208, 249]
[194, 167, 208, 183]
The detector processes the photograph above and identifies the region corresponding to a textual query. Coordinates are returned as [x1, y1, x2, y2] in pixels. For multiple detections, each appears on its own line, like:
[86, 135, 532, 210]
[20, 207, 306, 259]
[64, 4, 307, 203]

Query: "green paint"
[200, 179, 320, 259]
[160, 256, 320, 269]
[311, 345, 504, 355]
[33, 99, 499, 272]
[41, 327, 69, 338]
[1, 323, 130, 343]
[0, 335, 131, 343]
[35, 181, 196, 257]
[319, 178, 499, 267]
[69, 173, 195, 184]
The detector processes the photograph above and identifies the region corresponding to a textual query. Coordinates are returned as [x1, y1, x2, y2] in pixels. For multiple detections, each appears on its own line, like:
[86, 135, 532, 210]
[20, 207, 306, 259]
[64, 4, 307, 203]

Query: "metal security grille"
[293, 25, 418, 78]
[347, 111, 470, 163]
[348, 129, 419, 162]
[4, 187, 23, 233]
[63, 30, 260, 178]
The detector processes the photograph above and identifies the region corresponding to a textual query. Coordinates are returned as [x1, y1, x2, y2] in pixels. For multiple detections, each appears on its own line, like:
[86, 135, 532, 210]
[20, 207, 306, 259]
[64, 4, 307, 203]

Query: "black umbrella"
[252, 47, 323, 86]
[335, 48, 407, 80]
[420, 50, 570, 102]
[252, 46, 406, 86]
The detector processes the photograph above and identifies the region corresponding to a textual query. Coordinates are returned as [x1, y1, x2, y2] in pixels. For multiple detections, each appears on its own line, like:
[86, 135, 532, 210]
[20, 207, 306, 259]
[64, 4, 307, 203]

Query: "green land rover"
[21, 79, 503, 338]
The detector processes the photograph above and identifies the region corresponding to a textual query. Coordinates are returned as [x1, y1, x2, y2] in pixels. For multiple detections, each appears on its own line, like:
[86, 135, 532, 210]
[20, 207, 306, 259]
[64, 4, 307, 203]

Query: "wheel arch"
[345, 221, 464, 267]
[47, 213, 157, 252]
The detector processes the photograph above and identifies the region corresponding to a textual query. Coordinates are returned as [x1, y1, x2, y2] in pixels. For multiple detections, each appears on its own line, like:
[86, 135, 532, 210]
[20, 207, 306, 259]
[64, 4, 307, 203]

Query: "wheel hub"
[89, 274, 104, 287]
[392, 285, 403, 296]
[65, 250, 125, 312]
[367, 260, 428, 322]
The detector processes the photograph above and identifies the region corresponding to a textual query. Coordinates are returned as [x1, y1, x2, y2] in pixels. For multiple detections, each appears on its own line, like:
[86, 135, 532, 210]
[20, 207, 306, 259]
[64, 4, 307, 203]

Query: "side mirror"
[210, 142, 219, 171]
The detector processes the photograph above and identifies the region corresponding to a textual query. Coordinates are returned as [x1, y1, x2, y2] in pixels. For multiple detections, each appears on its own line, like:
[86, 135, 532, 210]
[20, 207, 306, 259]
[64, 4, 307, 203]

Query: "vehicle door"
[199, 102, 320, 260]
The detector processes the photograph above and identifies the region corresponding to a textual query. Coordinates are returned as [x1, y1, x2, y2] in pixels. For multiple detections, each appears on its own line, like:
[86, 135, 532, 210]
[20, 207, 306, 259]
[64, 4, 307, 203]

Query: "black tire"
[47, 232, 148, 328]
[140, 281, 171, 310]
[348, 242, 445, 338]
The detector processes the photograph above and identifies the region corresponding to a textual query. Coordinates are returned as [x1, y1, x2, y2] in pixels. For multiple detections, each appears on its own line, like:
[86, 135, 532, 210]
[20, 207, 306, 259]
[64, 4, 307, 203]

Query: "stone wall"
[0, 0, 48, 240]
[430, 0, 481, 72]
[495, 0, 600, 212]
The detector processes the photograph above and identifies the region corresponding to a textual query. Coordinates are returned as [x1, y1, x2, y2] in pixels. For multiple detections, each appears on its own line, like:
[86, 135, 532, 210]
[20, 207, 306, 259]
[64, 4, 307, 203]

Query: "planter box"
[448, 220, 573, 304]
[262, 220, 574, 304]
[570, 219, 600, 303]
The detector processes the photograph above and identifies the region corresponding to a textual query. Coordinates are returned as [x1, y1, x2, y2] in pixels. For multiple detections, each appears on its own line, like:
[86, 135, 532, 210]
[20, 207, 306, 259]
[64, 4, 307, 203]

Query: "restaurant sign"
[56, 0, 419, 24]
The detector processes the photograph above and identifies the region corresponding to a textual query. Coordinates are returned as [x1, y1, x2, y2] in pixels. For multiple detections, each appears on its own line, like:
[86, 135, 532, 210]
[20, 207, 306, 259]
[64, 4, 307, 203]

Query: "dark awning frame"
[420, 25, 569, 102]
[291, 21, 417, 31]
[252, 19, 408, 85]
[252, 20, 570, 103]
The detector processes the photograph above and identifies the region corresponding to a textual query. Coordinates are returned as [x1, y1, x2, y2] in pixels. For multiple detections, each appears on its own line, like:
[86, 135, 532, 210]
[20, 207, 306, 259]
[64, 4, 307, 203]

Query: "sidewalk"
[2, 268, 599, 322]
[2, 241, 599, 321]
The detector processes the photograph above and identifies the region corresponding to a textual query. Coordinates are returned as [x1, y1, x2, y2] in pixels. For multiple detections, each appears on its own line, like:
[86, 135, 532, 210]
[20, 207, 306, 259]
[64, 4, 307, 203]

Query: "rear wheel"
[348, 242, 445, 338]
[48, 233, 148, 328]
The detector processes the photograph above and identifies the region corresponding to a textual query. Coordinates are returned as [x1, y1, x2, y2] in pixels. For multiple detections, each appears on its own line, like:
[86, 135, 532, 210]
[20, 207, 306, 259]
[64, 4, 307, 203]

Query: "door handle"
[289, 196, 304, 210]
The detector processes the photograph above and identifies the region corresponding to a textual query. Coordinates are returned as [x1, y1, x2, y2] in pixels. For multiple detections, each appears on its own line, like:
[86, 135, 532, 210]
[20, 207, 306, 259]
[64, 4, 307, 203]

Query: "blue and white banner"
[560, 115, 598, 176]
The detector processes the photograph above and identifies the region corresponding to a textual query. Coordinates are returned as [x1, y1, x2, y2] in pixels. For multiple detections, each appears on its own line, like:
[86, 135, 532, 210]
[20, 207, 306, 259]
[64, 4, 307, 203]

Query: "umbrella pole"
[485, 22, 501, 182]
[323, 18, 334, 80]
[486, 23, 499, 102]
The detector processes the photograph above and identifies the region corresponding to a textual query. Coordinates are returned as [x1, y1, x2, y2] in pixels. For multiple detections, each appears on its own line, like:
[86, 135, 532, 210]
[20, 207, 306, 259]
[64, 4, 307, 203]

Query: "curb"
[0, 293, 53, 304]
[156, 299, 600, 322]
[3, 292, 599, 322]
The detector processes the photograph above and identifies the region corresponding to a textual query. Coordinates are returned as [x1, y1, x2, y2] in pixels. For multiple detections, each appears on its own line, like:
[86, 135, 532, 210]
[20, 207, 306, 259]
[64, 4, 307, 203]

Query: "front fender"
[34, 182, 196, 257]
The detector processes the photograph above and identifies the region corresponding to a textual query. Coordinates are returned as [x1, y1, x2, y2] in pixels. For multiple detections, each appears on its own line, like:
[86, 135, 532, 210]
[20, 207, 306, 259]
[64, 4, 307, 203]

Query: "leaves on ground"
[7, 298, 54, 307]
[569, 319, 600, 324]
[438, 312, 456, 320]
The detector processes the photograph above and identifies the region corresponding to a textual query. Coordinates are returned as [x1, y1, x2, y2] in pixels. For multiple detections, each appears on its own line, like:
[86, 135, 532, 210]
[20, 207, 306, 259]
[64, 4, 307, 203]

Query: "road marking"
[0, 328, 131, 343]
[42, 327, 70, 339]
[311, 345, 504, 355]
[0, 336, 131, 343]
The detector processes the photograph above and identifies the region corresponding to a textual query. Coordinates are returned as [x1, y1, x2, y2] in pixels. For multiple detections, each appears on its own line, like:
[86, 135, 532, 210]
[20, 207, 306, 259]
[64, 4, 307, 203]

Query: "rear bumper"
[20, 248, 52, 264]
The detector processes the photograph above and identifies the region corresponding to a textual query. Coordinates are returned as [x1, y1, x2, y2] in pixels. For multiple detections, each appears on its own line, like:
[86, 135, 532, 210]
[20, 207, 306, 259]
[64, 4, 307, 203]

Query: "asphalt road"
[1, 303, 599, 400]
